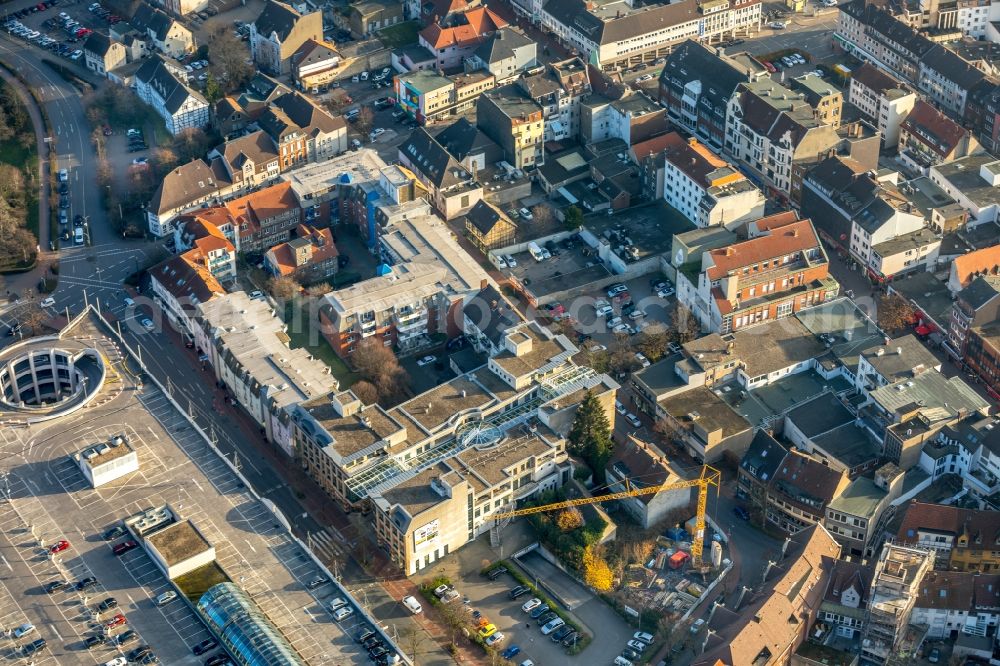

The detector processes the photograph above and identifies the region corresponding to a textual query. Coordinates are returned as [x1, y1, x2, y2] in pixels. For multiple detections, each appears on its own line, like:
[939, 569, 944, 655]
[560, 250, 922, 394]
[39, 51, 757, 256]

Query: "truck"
[528, 242, 545, 261]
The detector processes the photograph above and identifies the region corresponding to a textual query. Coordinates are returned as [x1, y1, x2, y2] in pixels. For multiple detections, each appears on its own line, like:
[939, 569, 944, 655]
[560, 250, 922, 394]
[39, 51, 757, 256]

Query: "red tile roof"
[705, 219, 822, 281]
[751, 211, 800, 232]
[419, 6, 506, 49]
[952, 244, 1000, 289]
[896, 500, 1000, 545]
[901, 99, 969, 158]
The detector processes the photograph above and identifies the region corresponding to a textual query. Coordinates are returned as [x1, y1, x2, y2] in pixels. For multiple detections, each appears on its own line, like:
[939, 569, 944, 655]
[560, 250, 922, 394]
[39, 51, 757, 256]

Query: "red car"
[49, 540, 70, 554]
[112, 540, 138, 556]
[104, 613, 127, 629]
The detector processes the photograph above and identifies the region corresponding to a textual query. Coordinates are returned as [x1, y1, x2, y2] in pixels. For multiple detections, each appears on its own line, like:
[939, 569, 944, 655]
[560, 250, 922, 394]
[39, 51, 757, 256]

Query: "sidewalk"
[0, 64, 51, 297]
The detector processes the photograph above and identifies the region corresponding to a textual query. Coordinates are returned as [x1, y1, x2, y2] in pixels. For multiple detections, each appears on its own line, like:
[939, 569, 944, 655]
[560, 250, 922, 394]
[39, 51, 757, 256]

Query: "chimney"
[897, 346, 903, 355]
[791, 228, 799, 237]
[725, 247, 735, 256]
[481, 278, 488, 290]
[726, 341, 735, 355]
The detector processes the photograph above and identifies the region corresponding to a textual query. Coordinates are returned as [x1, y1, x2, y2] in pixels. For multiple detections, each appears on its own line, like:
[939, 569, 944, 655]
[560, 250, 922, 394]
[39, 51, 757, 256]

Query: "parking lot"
[0, 317, 391, 665]
[2, 0, 118, 66]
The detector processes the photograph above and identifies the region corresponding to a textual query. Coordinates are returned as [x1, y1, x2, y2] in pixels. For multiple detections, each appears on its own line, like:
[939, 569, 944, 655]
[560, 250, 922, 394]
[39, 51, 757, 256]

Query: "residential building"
[948, 243, 1000, 292]
[160, 0, 207, 17]
[917, 44, 988, 117]
[462, 283, 523, 357]
[223, 181, 302, 254]
[134, 57, 209, 136]
[397, 128, 482, 219]
[697, 525, 841, 666]
[737, 430, 789, 519]
[477, 85, 544, 169]
[346, 0, 404, 38]
[208, 131, 281, 193]
[463, 199, 516, 253]
[606, 436, 692, 529]
[933, 155, 1000, 229]
[468, 27, 536, 85]
[835, 0, 935, 83]
[912, 570, 1000, 639]
[860, 544, 933, 665]
[580, 92, 668, 147]
[146, 157, 234, 237]
[964, 323, 1000, 399]
[264, 224, 339, 284]
[676, 217, 838, 333]
[517, 57, 590, 143]
[539, 0, 763, 72]
[149, 252, 226, 337]
[173, 208, 240, 268]
[640, 132, 764, 229]
[949, 275, 1000, 356]
[848, 62, 916, 146]
[819, 559, 874, 640]
[83, 32, 126, 76]
[395, 70, 455, 124]
[724, 79, 841, 200]
[792, 73, 844, 128]
[418, 6, 507, 70]
[965, 79, 1000, 152]
[434, 117, 504, 173]
[195, 292, 338, 455]
[896, 502, 1000, 572]
[257, 91, 348, 167]
[130, 4, 194, 58]
[319, 202, 492, 357]
[898, 100, 981, 175]
[249, 0, 323, 76]
[291, 320, 618, 574]
[171, 214, 238, 281]
[824, 470, 901, 557]
[658, 39, 760, 151]
[291, 39, 341, 91]
[802, 156, 934, 279]
[765, 449, 850, 535]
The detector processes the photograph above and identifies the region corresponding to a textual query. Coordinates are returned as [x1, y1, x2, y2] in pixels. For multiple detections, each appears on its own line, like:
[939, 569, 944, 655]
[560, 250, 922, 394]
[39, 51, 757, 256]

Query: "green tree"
[568, 391, 614, 483]
[564, 205, 584, 231]
[204, 74, 223, 104]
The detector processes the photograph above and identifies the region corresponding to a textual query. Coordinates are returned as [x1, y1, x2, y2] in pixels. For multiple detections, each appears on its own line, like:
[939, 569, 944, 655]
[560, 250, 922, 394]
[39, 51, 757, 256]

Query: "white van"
[401, 595, 422, 614]
[528, 242, 545, 262]
[74, 227, 84, 245]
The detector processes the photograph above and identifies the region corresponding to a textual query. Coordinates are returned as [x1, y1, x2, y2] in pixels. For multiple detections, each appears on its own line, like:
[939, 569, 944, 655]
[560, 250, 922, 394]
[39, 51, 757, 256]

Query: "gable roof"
[464, 199, 511, 236]
[266, 224, 338, 275]
[434, 117, 500, 160]
[473, 26, 534, 65]
[151, 253, 225, 306]
[704, 219, 821, 280]
[135, 57, 206, 114]
[131, 3, 179, 42]
[399, 126, 473, 189]
[698, 524, 840, 666]
[257, 91, 346, 141]
[953, 244, 1000, 288]
[770, 450, 848, 512]
[419, 6, 506, 50]
[254, 0, 305, 41]
[851, 61, 908, 97]
[921, 44, 987, 92]
[607, 436, 686, 504]
[292, 38, 340, 69]
[901, 99, 969, 158]
[545, 0, 702, 46]
[463, 284, 522, 347]
[659, 39, 753, 109]
[897, 500, 1000, 546]
[958, 275, 1000, 311]
[149, 157, 232, 216]
[214, 130, 279, 180]
[740, 430, 788, 484]
[83, 31, 113, 57]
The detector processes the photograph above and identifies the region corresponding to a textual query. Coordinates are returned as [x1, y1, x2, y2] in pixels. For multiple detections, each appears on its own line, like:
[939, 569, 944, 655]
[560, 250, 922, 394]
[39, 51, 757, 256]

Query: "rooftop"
[827, 476, 886, 519]
[398, 375, 494, 433]
[812, 422, 880, 469]
[659, 386, 750, 438]
[633, 356, 686, 399]
[684, 317, 828, 379]
[889, 271, 954, 328]
[869, 370, 989, 418]
[145, 520, 211, 565]
[932, 154, 1000, 208]
[784, 392, 855, 439]
[78, 436, 135, 468]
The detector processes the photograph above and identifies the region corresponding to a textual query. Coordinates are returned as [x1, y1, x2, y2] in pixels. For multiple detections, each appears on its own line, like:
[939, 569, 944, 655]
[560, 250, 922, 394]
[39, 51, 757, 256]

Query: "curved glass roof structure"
[197, 582, 306, 666]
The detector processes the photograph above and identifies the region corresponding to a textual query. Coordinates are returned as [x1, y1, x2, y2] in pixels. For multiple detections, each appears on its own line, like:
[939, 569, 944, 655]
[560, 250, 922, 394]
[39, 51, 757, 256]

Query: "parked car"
[103, 525, 126, 541]
[521, 598, 542, 613]
[626, 639, 648, 652]
[633, 632, 654, 644]
[634, 352, 650, 368]
[690, 618, 706, 634]
[484, 632, 505, 647]
[509, 585, 530, 599]
[45, 580, 66, 593]
[13, 623, 35, 638]
[97, 597, 118, 612]
[519, 207, 533, 220]
[402, 595, 422, 614]
[113, 540, 138, 556]
[625, 413, 642, 428]
[733, 506, 751, 521]
[541, 618, 565, 635]
[415, 355, 436, 367]
[529, 604, 550, 619]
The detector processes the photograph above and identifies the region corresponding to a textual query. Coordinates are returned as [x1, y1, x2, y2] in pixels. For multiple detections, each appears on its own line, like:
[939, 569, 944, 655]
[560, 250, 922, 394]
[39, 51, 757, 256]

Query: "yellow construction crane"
[491, 465, 722, 565]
